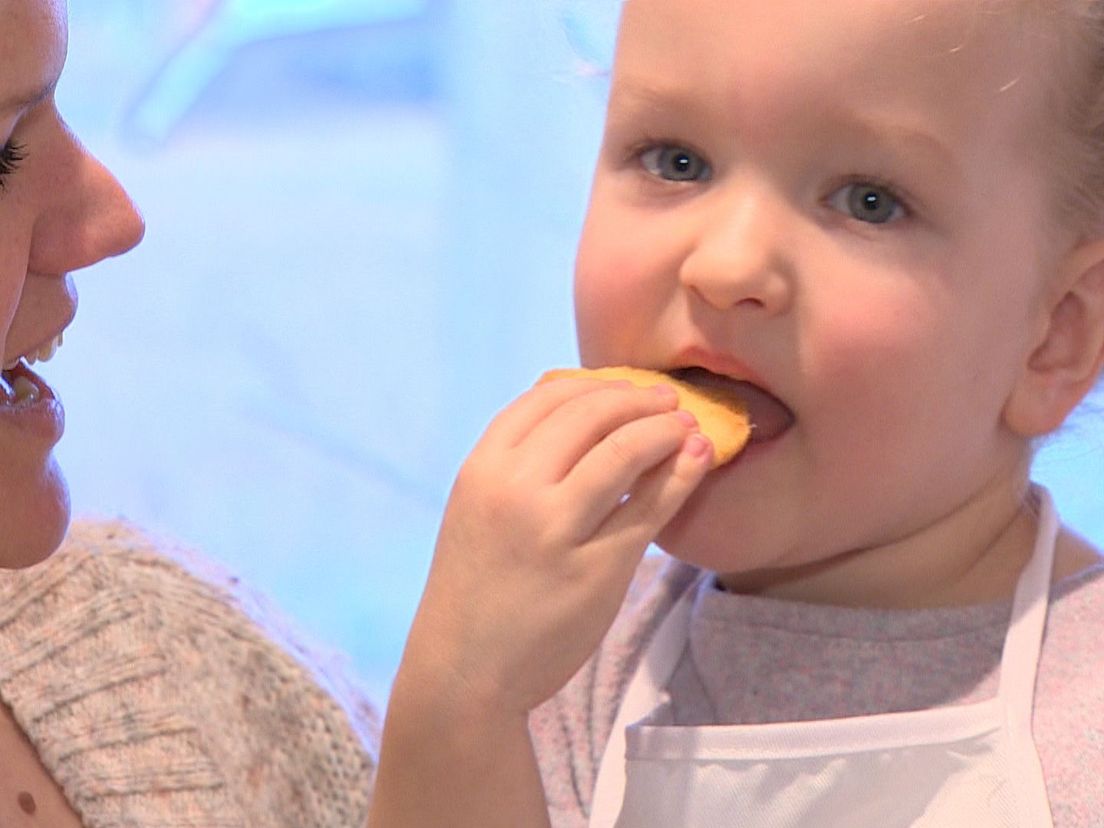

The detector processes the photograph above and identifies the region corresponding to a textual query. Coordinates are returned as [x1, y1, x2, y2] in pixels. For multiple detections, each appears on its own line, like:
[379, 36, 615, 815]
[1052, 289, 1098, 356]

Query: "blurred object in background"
[53, 1, 1103, 706]
[126, 0, 429, 145]
[57, 0, 603, 704]
[558, 0, 620, 81]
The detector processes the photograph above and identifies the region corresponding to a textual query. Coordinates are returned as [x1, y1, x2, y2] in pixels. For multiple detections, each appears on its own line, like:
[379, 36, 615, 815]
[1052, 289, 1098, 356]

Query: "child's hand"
[398, 375, 713, 717]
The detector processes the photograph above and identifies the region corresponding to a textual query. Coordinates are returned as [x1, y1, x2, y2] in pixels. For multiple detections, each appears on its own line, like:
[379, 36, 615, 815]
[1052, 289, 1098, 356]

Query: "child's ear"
[1005, 237, 1104, 436]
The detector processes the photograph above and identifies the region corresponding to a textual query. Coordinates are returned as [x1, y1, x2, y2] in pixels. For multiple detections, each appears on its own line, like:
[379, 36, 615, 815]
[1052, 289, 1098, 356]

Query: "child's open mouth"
[670, 366, 795, 444]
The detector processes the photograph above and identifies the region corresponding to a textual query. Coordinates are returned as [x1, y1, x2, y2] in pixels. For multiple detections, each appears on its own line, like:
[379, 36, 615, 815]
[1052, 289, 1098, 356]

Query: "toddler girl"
[371, 1, 1104, 825]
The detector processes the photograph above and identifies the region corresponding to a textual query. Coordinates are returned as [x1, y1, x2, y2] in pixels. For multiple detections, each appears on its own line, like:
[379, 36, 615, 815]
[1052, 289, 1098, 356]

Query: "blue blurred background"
[54, 1, 1102, 706]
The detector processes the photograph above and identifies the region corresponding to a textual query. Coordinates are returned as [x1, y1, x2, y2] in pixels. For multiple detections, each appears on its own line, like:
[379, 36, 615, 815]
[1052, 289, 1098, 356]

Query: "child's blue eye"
[638, 145, 712, 182]
[0, 141, 26, 190]
[829, 181, 906, 225]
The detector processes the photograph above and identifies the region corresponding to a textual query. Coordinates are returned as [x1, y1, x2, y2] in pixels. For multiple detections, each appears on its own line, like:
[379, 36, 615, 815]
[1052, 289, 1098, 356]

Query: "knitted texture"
[0, 520, 380, 828]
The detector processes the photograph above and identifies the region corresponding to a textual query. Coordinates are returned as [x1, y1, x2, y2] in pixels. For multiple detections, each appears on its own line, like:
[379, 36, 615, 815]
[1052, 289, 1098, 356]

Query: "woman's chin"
[0, 457, 71, 569]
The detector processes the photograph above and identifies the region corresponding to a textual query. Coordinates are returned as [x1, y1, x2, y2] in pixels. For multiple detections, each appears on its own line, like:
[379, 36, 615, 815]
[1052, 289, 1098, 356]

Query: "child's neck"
[717, 479, 1040, 610]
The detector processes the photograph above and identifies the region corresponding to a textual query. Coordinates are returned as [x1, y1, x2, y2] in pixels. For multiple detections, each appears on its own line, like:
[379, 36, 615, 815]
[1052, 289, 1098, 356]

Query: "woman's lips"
[0, 359, 64, 444]
[669, 366, 795, 443]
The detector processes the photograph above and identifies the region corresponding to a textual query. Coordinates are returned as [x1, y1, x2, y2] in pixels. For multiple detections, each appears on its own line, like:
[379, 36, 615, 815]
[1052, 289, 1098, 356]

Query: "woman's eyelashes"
[629, 140, 912, 226]
[0, 141, 26, 189]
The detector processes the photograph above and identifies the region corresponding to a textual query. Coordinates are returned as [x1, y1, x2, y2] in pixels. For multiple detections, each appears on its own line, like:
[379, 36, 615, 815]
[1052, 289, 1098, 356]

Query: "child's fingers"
[560, 409, 701, 539]
[588, 434, 713, 564]
[480, 377, 609, 450]
[481, 375, 652, 454]
[518, 382, 680, 482]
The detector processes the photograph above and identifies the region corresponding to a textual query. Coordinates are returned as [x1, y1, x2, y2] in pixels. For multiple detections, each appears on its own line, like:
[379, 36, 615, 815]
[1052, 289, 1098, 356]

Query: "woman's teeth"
[31, 331, 62, 364]
[0, 374, 39, 405]
[0, 331, 62, 405]
[3, 331, 63, 371]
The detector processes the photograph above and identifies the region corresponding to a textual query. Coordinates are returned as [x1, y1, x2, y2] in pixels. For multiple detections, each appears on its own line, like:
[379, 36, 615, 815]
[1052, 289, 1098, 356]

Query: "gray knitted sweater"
[0, 519, 380, 827]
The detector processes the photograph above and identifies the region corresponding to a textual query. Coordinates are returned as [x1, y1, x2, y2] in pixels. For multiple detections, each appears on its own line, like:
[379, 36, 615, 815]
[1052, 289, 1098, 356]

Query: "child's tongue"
[672, 367, 795, 443]
[737, 383, 795, 442]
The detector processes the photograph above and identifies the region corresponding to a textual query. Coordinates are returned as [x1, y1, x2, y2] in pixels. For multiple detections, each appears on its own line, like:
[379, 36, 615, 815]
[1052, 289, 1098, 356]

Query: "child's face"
[574, 0, 1072, 577]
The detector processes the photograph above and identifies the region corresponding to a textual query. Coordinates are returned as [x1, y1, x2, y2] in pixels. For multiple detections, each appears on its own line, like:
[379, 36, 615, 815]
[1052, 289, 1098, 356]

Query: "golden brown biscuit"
[539, 366, 750, 468]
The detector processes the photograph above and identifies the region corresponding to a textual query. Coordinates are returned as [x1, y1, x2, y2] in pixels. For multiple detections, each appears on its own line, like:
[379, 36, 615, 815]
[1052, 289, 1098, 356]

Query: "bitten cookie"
[539, 366, 751, 467]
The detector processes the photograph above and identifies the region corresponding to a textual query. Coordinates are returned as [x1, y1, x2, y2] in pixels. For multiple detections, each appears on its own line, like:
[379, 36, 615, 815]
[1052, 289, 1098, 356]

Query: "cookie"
[539, 366, 751, 467]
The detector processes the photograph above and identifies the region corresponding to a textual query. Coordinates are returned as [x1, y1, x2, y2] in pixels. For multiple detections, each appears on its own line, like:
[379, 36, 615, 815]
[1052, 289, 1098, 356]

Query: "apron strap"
[588, 573, 702, 827]
[997, 485, 1058, 827]
[999, 487, 1057, 712]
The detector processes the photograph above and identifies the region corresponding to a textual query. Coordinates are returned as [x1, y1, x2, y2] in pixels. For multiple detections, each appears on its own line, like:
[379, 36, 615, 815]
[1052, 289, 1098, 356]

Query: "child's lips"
[669, 366, 795, 443]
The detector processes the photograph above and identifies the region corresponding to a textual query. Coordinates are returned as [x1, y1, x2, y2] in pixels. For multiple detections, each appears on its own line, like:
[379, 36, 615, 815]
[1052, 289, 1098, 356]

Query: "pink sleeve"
[529, 554, 699, 826]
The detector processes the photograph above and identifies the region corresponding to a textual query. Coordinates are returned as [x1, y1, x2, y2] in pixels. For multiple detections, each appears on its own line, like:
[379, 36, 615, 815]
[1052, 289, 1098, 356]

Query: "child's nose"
[29, 124, 145, 276]
[678, 189, 794, 315]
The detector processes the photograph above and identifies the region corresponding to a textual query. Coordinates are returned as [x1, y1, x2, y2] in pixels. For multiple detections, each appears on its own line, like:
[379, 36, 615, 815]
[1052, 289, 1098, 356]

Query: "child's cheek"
[806, 297, 942, 441]
[574, 245, 658, 364]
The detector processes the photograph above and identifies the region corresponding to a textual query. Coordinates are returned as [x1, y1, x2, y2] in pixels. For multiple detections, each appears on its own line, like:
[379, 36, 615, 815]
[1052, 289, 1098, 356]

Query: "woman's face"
[0, 0, 144, 567]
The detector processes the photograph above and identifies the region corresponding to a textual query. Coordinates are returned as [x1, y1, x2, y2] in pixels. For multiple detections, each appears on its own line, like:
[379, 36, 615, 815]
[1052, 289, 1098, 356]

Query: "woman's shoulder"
[65, 516, 382, 740]
[59, 517, 273, 605]
[12, 518, 380, 827]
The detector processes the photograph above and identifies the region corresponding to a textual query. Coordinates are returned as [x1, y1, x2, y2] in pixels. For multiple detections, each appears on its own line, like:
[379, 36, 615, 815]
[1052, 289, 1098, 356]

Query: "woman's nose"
[29, 123, 145, 275]
[678, 188, 794, 315]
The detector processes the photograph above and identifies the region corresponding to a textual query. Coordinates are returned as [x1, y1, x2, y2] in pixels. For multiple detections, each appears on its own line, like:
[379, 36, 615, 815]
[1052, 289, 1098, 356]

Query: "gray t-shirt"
[530, 554, 1104, 827]
[668, 572, 1009, 725]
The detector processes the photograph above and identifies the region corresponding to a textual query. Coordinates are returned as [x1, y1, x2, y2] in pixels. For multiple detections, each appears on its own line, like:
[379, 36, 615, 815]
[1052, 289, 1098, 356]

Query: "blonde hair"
[1030, 2, 1104, 235]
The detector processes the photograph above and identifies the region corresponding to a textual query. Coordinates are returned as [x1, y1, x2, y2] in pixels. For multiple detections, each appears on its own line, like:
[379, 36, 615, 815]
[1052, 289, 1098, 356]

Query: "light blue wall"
[53, 2, 1103, 706]
[55, 0, 609, 704]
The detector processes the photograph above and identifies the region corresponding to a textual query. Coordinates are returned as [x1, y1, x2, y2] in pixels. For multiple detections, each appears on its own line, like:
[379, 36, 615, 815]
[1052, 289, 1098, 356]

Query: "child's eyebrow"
[609, 79, 961, 178]
[829, 110, 961, 177]
[606, 80, 690, 122]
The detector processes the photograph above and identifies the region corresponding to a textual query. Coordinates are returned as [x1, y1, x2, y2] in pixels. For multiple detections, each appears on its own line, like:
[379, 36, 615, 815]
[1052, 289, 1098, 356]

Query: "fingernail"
[685, 434, 712, 458]
[674, 409, 698, 428]
[653, 383, 678, 402]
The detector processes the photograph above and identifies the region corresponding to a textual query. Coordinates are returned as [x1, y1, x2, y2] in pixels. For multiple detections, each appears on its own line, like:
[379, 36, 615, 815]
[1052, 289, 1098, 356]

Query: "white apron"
[589, 490, 1058, 827]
